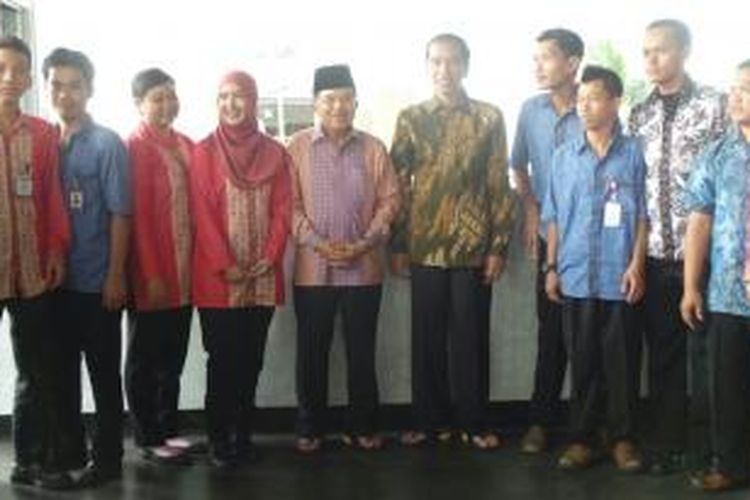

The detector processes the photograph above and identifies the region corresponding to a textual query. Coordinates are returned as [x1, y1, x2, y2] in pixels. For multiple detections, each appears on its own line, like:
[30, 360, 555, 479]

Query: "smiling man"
[287, 65, 400, 452]
[681, 60, 750, 493]
[389, 34, 515, 449]
[43, 47, 131, 488]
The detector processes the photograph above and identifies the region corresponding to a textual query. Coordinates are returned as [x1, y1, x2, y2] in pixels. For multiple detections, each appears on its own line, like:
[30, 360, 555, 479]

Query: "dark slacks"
[410, 265, 492, 434]
[643, 258, 710, 467]
[1, 293, 57, 468]
[125, 306, 192, 447]
[706, 313, 750, 480]
[56, 290, 124, 469]
[294, 285, 382, 437]
[529, 239, 566, 427]
[199, 306, 272, 454]
[563, 298, 640, 445]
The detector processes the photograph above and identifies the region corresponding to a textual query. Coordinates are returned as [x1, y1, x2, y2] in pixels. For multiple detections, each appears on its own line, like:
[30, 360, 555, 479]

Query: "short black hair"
[426, 33, 470, 66]
[132, 68, 174, 100]
[42, 47, 95, 91]
[647, 19, 691, 50]
[581, 65, 623, 98]
[738, 59, 750, 72]
[0, 36, 32, 68]
[537, 28, 584, 59]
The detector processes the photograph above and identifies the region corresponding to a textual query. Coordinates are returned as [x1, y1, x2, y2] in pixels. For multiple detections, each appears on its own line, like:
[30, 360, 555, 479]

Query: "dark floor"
[0, 434, 740, 500]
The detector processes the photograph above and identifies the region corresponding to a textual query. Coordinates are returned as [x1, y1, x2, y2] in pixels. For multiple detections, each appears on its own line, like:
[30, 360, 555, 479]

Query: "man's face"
[218, 80, 254, 127]
[533, 40, 578, 90]
[314, 87, 356, 136]
[0, 48, 31, 108]
[138, 82, 179, 131]
[46, 65, 91, 124]
[642, 27, 687, 86]
[729, 68, 750, 128]
[577, 80, 620, 132]
[427, 40, 467, 100]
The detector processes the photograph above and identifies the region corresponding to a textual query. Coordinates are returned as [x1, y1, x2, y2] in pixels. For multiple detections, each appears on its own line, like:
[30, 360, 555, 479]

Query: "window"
[259, 96, 313, 143]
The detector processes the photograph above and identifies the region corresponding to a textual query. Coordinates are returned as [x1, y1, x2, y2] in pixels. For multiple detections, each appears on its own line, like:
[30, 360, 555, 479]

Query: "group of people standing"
[0, 14, 748, 496]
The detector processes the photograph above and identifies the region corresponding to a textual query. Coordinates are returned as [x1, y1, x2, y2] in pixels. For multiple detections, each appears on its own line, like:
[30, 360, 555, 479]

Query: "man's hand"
[680, 287, 705, 331]
[545, 270, 562, 303]
[102, 272, 127, 311]
[390, 253, 410, 277]
[620, 264, 645, 304]
[45, 253, 66, 290]
[482, 255, 505, 285]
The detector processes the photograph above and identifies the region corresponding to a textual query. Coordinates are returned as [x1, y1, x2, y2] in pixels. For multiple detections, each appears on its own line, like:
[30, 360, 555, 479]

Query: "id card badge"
[603, 201, 622, 228]
[15, 173, 32, 197]
[70, 190, 84, 210]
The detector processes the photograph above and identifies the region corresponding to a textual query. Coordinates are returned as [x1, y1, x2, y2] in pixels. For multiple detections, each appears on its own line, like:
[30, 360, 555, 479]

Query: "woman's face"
[217, 81, 255, 126]
[138, 82, 179, 131]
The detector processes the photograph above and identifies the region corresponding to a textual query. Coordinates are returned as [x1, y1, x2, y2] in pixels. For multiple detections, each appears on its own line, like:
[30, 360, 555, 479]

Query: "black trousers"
[56, 290, 124, 469]
[410, 265, 492, 434]
[529, 239, 566, 427]
[563, 298, 640, 445]
[125, 306, 192, 447]
[294, 285, 382, 437]
[1, 293, 58, 468]
[199, 306, 272, 453]
[706, 313, 750, 480]
[643, 258, 710, 466]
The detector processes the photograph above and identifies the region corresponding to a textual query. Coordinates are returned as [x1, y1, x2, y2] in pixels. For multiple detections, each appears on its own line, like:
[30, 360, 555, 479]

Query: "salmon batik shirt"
[0, 115, 69, 300]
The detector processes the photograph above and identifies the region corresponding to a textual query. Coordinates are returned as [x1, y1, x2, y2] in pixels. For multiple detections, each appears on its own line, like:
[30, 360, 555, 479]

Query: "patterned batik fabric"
[628, 78, 728, 261]
[389, 96, 515, 267]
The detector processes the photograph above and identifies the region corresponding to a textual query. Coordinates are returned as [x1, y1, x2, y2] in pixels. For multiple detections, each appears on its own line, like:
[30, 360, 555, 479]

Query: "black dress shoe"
[236, 442, 259, 465]
[75, 462, 122, 488]
[9, 464, 39, 486]
[38, 470, 76, 491]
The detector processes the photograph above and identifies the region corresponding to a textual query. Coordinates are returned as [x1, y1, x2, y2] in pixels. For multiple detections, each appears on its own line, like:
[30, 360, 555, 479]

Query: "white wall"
[0, 0, 747, 414]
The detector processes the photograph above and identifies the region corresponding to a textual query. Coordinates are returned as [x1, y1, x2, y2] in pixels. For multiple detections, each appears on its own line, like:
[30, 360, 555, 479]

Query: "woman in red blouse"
[125, 68, 194, 464]
[191, 71, 291, 468]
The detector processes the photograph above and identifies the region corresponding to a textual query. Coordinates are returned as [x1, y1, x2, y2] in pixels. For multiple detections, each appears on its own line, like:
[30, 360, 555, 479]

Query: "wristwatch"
[542, 262, 557, 274]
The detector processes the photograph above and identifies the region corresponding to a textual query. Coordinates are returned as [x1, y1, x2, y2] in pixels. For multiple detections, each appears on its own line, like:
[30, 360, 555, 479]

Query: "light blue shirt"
[510, 93, 582, 206]
[542, 126, 648, 300]
[684, 127, 750, 318]
[60, 119, 131, 293]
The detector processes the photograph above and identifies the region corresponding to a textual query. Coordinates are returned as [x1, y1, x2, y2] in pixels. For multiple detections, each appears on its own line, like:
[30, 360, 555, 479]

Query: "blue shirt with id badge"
[541, 126, 648, 300]
[60, 119, 131, 293]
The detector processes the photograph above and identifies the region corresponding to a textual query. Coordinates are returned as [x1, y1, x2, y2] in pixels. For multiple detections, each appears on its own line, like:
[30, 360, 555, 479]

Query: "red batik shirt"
[190, 134, 291, 308]
[128, 123, 193, 311]
[0, 115, 69, 300]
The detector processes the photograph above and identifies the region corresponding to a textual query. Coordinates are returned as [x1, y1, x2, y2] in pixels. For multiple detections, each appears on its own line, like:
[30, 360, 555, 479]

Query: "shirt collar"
[646, 75, 696, 104]
[425, 91, 471, 113]
[311, 125, 360, 147]
[541, 88, 578, 116]
[575, 120, 624, 156]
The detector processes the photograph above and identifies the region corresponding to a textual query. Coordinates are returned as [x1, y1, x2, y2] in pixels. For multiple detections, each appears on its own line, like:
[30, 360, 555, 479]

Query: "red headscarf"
[214, 71, 282, 188]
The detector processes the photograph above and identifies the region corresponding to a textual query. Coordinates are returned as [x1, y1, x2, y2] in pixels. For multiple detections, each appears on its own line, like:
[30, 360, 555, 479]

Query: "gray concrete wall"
[0, 216, 539, 414]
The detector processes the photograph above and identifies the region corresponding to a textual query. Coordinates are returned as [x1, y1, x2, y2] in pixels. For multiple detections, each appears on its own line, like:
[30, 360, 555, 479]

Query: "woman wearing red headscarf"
[191, 71, 291, 468]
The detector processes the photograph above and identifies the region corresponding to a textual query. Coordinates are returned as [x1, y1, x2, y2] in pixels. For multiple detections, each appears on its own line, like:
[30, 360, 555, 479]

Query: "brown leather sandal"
[611, 440, 643, 473]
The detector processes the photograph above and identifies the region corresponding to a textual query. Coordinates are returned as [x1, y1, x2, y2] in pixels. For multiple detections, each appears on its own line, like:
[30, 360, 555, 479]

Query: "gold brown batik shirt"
[389, 95, 515, 267]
